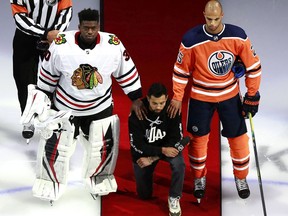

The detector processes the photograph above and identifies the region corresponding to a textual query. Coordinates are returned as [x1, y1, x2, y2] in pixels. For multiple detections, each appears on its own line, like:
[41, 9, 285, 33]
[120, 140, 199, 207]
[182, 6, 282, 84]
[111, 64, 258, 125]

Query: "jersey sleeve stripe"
[246, 61, 261, 71]
[117, 69, 138, 84]
[14, 13, 45, 36]
[247, 71, 261, 78]
[54, 7, 72, 31]
[174, 66, 190, 76]
[172, 76, 188, 84]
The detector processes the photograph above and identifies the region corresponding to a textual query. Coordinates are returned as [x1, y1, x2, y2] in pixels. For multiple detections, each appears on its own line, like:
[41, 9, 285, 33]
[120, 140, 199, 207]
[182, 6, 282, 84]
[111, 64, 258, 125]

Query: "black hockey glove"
[174, 136, 190, 151]
[242, 91, 260, 118]
[36, 39, 49, 52]
[232, 58, 246, 78]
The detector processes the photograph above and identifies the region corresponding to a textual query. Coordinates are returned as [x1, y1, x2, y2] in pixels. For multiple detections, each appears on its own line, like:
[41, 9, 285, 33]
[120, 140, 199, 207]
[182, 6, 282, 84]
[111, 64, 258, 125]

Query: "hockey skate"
[193, 176, 206, 203]
[22, 124, 34, 144]
[235, 177, 250, 199]
[85, 174, 118, 198]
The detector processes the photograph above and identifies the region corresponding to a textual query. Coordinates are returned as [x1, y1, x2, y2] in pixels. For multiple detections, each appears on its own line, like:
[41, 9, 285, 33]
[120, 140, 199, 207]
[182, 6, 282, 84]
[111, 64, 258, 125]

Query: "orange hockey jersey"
[172, 24, 261, 103]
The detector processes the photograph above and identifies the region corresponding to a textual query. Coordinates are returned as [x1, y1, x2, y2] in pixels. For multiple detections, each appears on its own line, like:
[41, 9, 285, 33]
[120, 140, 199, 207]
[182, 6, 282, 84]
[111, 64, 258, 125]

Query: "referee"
[10, 0, 73, 139]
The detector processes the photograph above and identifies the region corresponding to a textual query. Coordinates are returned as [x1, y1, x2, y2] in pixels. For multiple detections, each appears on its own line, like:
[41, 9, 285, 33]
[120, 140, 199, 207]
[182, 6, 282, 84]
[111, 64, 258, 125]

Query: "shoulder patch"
[54, 34, 67, 45]
[108, 35, 121, 45]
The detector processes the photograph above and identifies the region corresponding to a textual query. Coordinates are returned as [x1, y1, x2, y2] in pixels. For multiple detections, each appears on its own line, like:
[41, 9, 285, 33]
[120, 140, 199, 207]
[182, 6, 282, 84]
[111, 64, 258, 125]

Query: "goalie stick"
[248, 113, 267, 216]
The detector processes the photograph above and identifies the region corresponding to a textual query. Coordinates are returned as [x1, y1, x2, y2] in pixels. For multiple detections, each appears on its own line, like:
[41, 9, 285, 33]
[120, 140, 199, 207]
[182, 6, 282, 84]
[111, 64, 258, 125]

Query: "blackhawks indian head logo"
[71, 64, 103, 89]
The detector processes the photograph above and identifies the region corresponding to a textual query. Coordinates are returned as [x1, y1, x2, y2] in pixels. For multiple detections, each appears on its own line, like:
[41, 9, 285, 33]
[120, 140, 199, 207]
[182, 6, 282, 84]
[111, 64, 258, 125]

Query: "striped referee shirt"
[10, 0, 72, 38]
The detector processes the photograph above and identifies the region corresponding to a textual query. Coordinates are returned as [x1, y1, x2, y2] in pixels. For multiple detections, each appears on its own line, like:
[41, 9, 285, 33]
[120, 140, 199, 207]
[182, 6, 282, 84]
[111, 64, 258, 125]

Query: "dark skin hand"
[167, 99, 182, 118]
[131, 98, 147, 120]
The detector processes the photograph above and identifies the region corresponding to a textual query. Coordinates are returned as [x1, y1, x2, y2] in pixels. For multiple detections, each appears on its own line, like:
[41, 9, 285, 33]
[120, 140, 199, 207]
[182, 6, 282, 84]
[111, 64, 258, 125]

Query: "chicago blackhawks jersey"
[129, 98, 183, 163]
[172, 24, 262, 103]
[38, 30, 142, 116]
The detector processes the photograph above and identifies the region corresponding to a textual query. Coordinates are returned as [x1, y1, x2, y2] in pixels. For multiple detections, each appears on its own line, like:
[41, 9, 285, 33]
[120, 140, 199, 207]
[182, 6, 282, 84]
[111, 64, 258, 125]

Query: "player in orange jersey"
[168, 0, 261, 201]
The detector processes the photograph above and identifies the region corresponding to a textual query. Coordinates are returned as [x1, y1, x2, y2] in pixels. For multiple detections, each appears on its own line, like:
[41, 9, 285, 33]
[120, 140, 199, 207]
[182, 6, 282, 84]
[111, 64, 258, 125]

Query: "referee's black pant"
[12, 29, 40, 114]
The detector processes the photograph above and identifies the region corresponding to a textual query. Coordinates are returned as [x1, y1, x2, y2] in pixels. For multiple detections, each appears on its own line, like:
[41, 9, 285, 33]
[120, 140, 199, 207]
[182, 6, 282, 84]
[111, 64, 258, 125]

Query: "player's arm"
[239, 38, 262, 118]
[46, 0, 72, 43]
[168, 44, 191, 118]
[53, 0, 73, 32]
[162, 109, 186, 157]
[165, 109, 183, 147]
[114, 40, 146, 119]
[10, 2, 46, 38]
[37, 43, 60, 93]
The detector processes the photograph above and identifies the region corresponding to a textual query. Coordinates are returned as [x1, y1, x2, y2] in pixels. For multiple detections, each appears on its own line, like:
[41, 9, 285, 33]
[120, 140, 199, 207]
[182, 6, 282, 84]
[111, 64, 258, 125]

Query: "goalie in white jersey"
[21, 8, 145, 202]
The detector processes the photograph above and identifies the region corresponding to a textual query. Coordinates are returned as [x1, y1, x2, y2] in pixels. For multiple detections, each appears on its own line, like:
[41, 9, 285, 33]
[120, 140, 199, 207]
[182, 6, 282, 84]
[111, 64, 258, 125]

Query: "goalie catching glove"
[242, 91, 260, 118]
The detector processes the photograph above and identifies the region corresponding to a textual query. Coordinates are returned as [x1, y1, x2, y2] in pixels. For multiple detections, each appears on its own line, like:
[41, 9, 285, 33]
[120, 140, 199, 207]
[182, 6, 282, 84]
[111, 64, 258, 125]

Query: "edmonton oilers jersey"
[172, 24, 261, 103]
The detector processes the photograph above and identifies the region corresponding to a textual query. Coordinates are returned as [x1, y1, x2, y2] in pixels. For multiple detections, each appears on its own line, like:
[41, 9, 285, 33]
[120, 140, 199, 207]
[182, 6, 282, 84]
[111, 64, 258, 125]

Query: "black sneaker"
[193, 176, 206, 199]
[22, 125, 34, 139]
[235, 177, 250, 199]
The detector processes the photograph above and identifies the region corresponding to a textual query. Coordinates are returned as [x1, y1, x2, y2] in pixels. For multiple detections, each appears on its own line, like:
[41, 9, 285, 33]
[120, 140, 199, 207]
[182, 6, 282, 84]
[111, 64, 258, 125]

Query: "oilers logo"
[208, 50, 234, 76]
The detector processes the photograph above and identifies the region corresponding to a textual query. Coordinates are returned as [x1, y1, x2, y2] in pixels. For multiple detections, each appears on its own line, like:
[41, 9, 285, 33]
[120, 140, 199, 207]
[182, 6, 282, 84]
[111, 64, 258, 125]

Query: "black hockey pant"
[12, 29, 40, 113]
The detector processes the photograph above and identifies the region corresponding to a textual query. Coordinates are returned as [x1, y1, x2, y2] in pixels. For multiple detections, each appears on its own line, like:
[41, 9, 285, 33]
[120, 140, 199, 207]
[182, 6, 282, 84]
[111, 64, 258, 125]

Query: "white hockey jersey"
[38, 30, 142, 116]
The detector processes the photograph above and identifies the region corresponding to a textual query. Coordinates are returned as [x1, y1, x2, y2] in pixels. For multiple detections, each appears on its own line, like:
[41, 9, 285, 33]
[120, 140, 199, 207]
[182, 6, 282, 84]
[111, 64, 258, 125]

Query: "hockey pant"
[31, 109, 75, 201]
[79, 115, 120, 196]
[188, 133, 250, 179]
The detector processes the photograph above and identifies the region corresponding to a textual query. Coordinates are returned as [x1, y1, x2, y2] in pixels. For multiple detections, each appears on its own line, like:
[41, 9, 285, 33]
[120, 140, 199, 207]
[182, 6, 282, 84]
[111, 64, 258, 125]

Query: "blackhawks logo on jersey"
[71, 64, 103, 90]
[54, 34, 67, 45]
[108, 35, 120, 45]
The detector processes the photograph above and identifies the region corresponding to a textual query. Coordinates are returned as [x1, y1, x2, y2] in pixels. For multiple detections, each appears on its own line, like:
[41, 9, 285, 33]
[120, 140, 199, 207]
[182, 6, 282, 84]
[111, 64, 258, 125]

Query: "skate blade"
[26, 139, 30, 144]
[38, 197, 54, 206]
[90, 193, 99, 200]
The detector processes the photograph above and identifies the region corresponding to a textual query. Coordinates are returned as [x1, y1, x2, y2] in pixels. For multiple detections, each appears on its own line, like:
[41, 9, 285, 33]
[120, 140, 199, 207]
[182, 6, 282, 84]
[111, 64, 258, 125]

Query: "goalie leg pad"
[33, 122, 76, 201]
[80, 114, 119, 195]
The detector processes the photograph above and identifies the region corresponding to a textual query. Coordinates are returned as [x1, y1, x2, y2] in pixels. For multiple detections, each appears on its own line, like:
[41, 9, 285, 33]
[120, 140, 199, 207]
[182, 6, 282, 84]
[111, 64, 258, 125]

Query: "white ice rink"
[1, 1, 288, 215]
